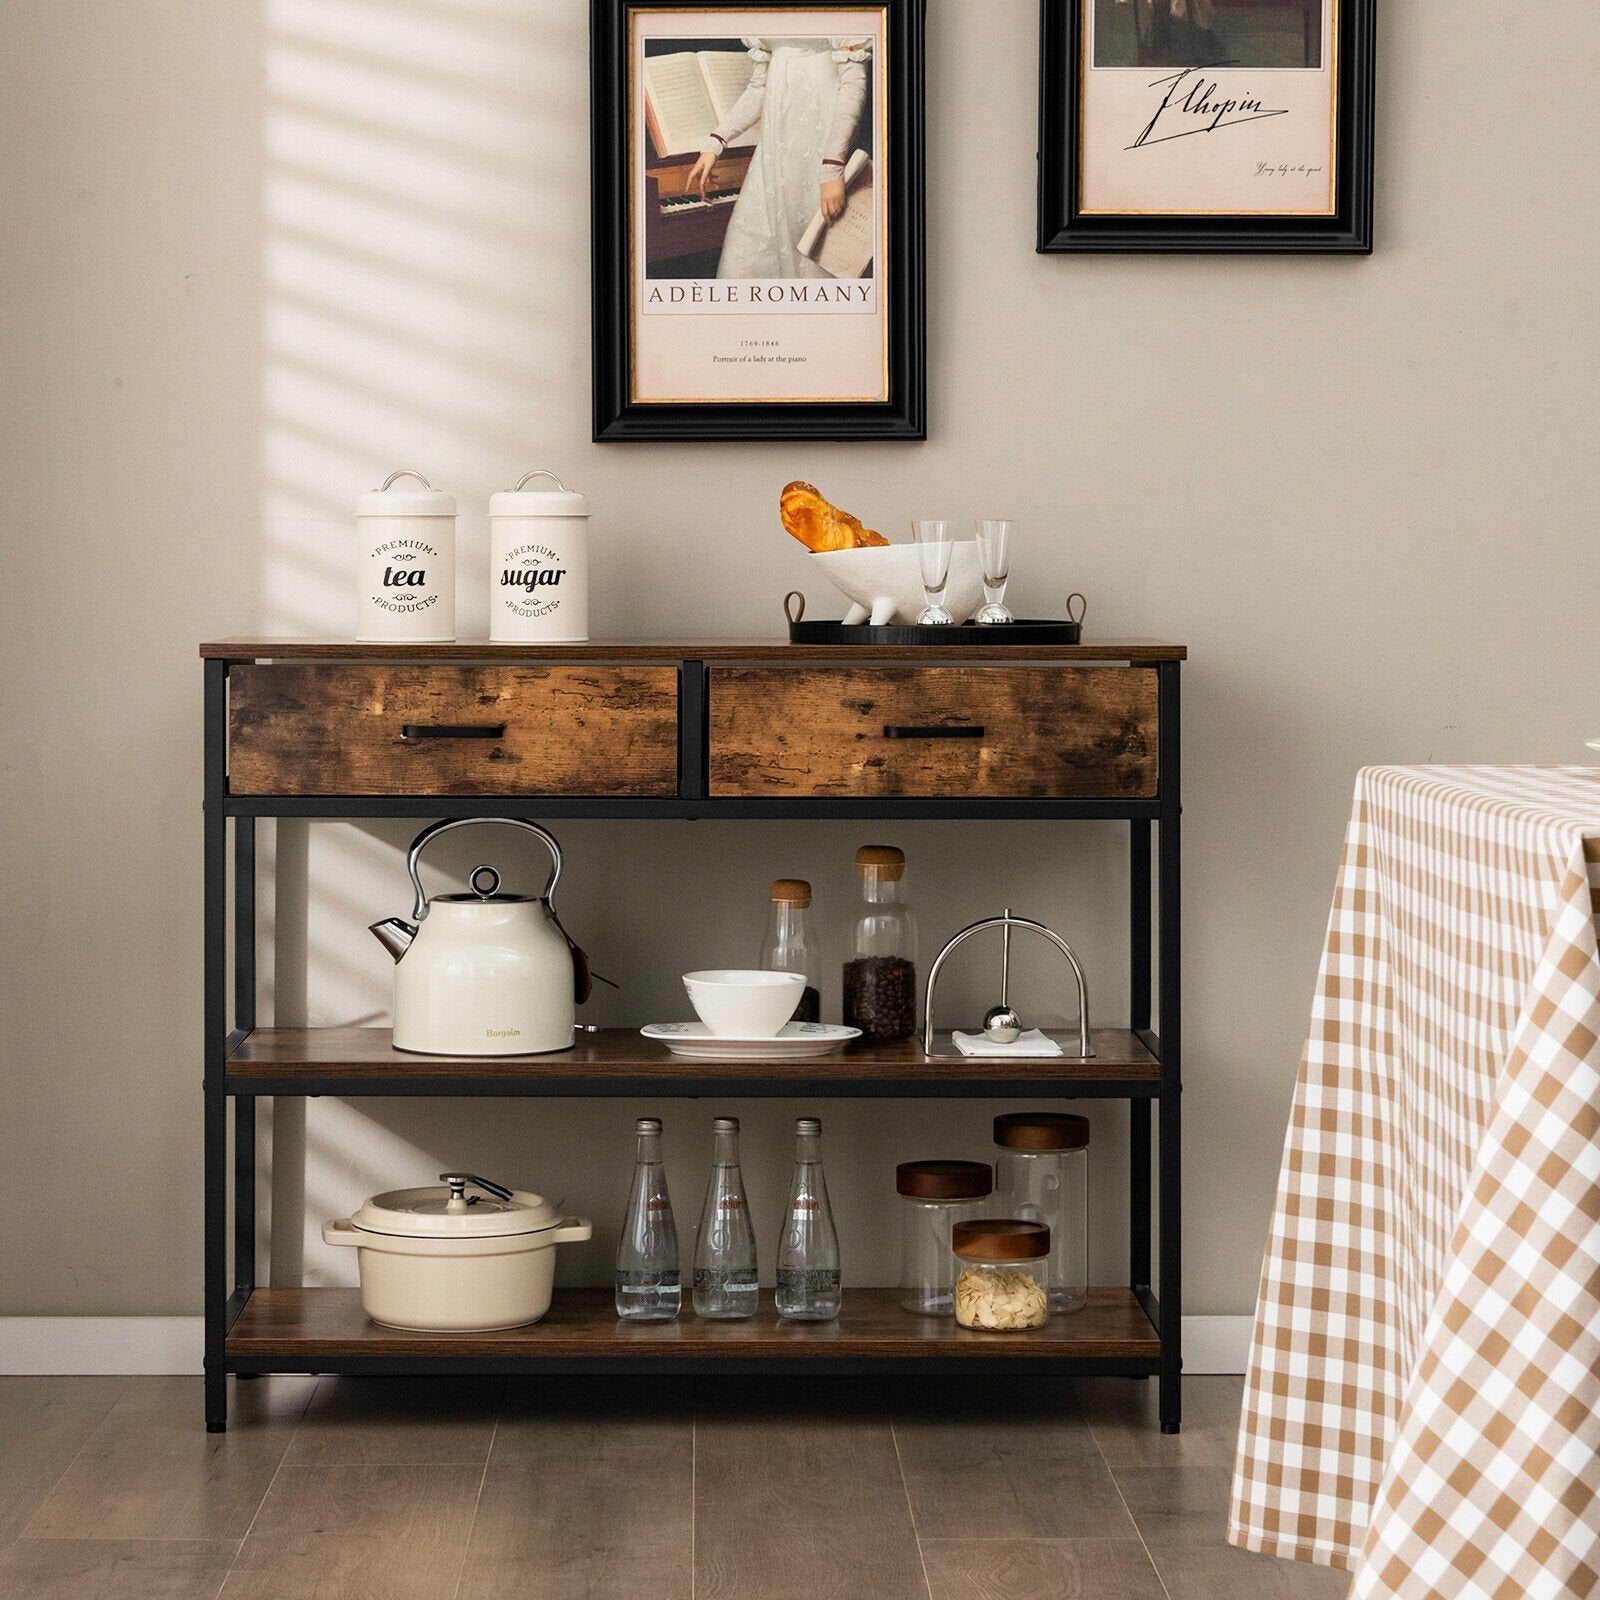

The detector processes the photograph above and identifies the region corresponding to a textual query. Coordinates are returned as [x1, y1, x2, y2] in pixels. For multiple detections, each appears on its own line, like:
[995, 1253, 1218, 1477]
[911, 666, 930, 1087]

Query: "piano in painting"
[642, 143, 753, 272]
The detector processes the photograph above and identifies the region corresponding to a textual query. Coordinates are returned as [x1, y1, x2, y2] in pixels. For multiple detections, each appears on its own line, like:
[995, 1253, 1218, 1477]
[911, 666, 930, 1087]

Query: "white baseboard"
[0, 1313, 1253, 1376]
[1181, 1315, 1252, 1374]
[0, 1317, 205, 1375]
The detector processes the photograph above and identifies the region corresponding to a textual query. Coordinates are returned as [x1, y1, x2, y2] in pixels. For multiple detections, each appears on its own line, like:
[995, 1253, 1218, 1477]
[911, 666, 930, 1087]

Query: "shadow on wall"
[252, 0, 1142, 1295]
[257, 0, 578, 1282]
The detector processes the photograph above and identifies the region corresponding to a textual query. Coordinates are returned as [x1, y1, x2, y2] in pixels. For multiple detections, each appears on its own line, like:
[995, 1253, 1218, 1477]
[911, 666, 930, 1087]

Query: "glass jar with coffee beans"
[759, 878, 821, 1024]
[843, 845, 918, 1042]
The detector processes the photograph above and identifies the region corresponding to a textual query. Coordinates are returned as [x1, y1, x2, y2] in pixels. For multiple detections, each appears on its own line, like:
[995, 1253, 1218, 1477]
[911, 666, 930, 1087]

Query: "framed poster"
[1038, 0, 1373, 253]
[591, 0, 925, 441]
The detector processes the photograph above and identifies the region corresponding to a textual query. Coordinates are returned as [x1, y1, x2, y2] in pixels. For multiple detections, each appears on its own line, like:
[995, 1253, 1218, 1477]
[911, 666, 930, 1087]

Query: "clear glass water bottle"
[759, 879, 821, 1023]
[615, 1116, 680, 1322]
[993, 1113, 1089, 1313]
[843, 845, 918, 1042]
[692, 1116, 758, 1320]
[774, 1117, 842, 1321]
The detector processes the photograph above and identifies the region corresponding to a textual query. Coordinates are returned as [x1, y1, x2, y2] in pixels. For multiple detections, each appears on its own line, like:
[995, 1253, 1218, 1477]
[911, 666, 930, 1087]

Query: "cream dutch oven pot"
[323, 1172, 592, 1331]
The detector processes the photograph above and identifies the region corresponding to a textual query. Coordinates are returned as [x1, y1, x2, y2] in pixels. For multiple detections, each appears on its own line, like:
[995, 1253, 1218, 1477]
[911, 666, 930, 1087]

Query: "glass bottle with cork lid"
[759, 879, 820, 1024]
[844, 845, 918, 1042]
[993, 1113, 1089, 1313]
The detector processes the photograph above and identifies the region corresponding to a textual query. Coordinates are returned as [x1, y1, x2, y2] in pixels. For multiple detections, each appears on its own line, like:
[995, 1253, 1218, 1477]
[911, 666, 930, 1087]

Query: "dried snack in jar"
[953, 1265, 1049, 1331]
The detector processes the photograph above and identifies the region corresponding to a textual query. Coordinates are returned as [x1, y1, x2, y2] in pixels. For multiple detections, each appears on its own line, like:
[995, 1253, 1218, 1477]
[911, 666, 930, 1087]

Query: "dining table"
[1230, 766, 1600, 1599]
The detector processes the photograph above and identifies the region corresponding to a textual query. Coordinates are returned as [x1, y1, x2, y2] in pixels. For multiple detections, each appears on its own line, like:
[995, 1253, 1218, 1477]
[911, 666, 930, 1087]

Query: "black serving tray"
[789, 618, 1082, 646]
[783, 591, 1086, 647]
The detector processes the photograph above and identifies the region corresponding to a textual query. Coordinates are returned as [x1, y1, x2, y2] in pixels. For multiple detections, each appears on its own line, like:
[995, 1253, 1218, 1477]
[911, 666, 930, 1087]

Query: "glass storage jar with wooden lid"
[897, 1160, 992, 1315]
[951, 1220, 1051, 1330]
[993, 1113, 1088, 1313]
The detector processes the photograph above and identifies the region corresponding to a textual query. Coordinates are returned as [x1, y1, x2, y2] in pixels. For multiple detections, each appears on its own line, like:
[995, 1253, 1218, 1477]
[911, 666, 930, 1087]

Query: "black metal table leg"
[1156, 661, 1182, 1434]
[203, 660, 230, 1433]
[1129, 820, 1153, 1299]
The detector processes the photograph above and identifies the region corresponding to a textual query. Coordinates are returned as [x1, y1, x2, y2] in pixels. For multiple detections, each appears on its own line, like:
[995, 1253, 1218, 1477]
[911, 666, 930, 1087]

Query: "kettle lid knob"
[469, 866, 502, 899]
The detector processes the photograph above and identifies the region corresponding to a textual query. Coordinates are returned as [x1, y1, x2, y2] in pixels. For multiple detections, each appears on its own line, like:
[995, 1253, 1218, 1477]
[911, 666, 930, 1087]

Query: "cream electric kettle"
[371, 819, 576, 1056]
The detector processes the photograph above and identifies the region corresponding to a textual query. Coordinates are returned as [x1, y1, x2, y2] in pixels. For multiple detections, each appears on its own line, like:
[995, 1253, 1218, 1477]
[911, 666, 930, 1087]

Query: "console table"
[200, 639, 1185, 1432]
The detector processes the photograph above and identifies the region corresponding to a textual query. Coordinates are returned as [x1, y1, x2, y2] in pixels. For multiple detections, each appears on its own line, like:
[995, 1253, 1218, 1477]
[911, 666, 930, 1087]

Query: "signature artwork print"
[1038, 0, 1373, 252]
[592, 1, 926, 441]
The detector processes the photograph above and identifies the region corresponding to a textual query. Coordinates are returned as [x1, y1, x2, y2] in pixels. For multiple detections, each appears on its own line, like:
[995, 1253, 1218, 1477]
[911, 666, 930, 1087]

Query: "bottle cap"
[951, 1219, 1051, 1261]
[896, 1160, 993, 1200]
[635, 1117, 662, 1134]
[796, 1117, 822, 1135]
[993, 1113, 1090, 1152]
[712, 1116, 739, 1132]
[771, 879, 812, 907]
[855, 845, 906, 881]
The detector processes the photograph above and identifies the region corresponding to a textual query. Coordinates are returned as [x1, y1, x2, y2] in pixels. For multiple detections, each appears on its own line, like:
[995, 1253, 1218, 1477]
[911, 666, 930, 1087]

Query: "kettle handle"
[406, 818, 562, 922]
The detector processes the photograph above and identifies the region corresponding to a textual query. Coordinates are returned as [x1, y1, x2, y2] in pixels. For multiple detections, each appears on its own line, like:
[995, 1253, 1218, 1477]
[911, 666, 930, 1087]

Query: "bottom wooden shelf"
[227, 1286, 1159, 1362]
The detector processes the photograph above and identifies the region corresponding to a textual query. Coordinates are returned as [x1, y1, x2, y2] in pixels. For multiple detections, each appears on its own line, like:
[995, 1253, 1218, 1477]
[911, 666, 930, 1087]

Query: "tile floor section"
[0, 1372, 1350, 1599]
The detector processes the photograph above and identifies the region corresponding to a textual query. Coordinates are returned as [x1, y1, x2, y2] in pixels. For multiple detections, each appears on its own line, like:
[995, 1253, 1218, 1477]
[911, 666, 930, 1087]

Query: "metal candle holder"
[921, 909, 1093, 1060]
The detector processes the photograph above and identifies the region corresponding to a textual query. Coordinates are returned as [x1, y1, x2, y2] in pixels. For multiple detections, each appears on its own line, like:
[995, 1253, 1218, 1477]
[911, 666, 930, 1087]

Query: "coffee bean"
[843, 956, 917, 1042]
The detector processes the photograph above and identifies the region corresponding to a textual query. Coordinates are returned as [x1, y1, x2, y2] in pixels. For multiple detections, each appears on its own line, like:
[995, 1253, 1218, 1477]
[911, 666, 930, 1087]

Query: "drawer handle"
[883, 724, 985, 741]
[400, 723, 508, 742]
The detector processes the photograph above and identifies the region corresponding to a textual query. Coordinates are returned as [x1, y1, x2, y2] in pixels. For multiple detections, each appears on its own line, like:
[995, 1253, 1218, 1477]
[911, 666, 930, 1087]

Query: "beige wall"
[3, 0, 1596, 1319]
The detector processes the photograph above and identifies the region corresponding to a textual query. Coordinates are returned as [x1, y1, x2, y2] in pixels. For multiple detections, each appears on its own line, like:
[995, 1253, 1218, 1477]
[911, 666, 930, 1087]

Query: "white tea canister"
[489, 471, 590, 643]
[356, 470, 456, 642]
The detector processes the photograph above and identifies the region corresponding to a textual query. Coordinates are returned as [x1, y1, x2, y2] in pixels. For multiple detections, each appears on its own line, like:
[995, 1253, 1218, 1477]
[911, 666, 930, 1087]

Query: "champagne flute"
[975, 519, 1015, 625]
[912, 520, 955, 625]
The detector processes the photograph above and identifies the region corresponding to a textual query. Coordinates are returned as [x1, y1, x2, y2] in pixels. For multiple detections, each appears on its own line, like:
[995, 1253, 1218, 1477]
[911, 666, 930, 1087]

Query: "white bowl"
[683, 969, 807, 1037]
[810, 542, 985, 627]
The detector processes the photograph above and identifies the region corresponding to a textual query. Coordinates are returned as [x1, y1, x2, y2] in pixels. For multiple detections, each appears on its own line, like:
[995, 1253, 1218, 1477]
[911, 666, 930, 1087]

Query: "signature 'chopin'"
[1130, 63, 1289, 151]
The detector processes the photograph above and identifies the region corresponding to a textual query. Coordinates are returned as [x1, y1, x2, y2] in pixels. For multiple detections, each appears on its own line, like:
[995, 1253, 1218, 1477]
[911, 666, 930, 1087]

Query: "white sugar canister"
[356, 470, 456, 642]
[489, 471, 590, 642]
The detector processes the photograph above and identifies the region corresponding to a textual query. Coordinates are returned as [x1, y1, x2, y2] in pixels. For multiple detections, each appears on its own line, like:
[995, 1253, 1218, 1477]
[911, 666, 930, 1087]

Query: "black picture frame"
[1037, 0, 1374, 254]
[591, 0, 926, 442]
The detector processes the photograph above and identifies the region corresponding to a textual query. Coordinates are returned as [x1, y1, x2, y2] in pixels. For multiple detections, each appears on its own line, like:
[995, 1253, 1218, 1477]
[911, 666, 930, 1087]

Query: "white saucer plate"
[640, 1022, 862, 1060]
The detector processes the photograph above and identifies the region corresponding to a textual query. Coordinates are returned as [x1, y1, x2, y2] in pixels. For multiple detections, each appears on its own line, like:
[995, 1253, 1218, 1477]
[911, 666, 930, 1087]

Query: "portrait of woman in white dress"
[685, 36, 872, 279]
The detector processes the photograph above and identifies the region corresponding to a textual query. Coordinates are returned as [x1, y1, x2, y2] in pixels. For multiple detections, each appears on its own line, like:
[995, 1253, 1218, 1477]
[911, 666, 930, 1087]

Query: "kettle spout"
[369, 918, 417, 962]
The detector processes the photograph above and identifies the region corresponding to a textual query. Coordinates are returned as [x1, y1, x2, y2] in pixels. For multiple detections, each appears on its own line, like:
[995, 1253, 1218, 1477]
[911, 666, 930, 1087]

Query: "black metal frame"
[1038, 0, 1375, 254]
[202, 652, 1182, 1433]
[590, 0, 927, 441]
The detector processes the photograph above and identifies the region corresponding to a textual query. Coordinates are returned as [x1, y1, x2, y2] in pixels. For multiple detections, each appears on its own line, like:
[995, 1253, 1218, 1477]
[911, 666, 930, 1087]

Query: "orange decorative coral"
[779, 481, 889, 553]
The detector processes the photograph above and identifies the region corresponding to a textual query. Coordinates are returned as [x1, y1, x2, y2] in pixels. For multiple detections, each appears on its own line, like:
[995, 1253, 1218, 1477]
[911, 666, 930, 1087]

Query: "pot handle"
[405, 818, 563, 923]
[321, 1219, 361, 1247]
[548, 1216, 593, 1245]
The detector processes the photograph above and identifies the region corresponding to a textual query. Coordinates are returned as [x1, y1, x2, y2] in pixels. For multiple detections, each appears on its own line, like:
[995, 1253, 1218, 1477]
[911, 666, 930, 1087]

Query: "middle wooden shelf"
[224, 1026, 1163, 1098]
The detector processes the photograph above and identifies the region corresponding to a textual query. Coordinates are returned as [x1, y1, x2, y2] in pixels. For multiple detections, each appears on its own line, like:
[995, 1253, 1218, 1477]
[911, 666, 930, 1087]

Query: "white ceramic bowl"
[810, 541, 985, 627]
[683, 969, 807, 1037]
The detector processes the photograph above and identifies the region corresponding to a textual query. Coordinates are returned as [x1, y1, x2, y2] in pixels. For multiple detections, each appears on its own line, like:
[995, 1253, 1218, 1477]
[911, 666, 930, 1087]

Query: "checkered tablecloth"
[1229, 767, 1600, 1599]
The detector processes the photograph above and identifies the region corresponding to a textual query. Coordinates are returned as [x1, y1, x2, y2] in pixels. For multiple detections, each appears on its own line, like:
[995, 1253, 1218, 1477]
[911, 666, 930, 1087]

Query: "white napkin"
[950, 1029, 1064, 1058]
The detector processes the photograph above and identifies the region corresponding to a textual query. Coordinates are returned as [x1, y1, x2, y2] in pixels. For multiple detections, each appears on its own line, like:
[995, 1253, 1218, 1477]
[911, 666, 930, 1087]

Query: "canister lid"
[490, 469, 590, 519]
[897, 1160, 993, 1200]
[994, 1113, 1090, 1151]
[951, 1219, 1051, 1261]
[356, 470, 457, 518]
[350, 1181, 560, 1239]
[771, 878, 812, 907]
[855, 845, 905, 881]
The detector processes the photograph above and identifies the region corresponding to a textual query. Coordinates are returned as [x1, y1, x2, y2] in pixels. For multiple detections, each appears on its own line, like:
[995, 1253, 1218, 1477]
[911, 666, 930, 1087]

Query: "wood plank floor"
[0, 1374, 1350, 1600]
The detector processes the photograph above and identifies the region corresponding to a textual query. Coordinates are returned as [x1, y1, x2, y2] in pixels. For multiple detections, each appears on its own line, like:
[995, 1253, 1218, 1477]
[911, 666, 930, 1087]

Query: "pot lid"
[428, 865, 543, 908]
[490, 469, 589, 519]
[351, 1173, 561, 1239]
[356, 470, 457, 518]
